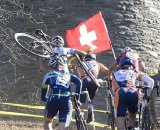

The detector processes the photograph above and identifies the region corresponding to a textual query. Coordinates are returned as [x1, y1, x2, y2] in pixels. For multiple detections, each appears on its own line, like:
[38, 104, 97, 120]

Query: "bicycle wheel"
[108, 92, 115, 130]
[14, 33, 51, 58]
[75, 110, 88, 130]
[106, 81, 115, 130]
[142, 106, 151, 130]
[125, 111, 129, 129]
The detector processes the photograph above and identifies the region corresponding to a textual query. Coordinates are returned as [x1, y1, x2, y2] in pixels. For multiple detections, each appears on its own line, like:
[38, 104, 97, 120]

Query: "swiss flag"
[66, 11, 112, 54]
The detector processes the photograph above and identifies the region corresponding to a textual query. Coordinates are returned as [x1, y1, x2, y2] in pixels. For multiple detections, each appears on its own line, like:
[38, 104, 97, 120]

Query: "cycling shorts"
[114, 87, 138, 117]
[80, 76, 98, 103]
[45, 96, 73, 125]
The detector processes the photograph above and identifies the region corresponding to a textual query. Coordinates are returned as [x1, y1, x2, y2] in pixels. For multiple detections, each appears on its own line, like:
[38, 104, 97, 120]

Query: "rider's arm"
[108, 60, 117, 79]
[41, 84, 49, 102]
[71, 74, 82, 96]
[138, 59, 145, 72]
[41, 74, 50, 102]
[64, 48, 86, 58]
[38, 57, 46, 73]
[139, 72, 154, 96]
[74, 49, 87, 57]
[97, 62, 108, 74]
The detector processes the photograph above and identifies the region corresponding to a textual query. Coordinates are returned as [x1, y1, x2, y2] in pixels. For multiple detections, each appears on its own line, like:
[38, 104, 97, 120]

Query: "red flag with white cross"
[65, 11, 112, 54]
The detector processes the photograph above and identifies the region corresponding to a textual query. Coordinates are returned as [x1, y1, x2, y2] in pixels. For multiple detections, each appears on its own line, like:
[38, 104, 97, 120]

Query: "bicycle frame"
[137, 86, 152, 130]
[99, 80, 115, 130]
[15, 33, 53, 58]
[71, 93, 88, 130]
[74, 54, 100, 88]
[107, 80, 115, 130]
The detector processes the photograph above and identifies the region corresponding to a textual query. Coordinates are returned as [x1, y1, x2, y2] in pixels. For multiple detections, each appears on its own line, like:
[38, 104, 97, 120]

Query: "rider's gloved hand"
[105, 75, 112, 81]
[43, 96, 48, 102]
[76, 100, 82, 106]
[35, 29, 44, 37]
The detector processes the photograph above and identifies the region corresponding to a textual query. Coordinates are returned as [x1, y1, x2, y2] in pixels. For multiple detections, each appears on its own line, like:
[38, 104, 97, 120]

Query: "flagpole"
[111, 47, 116, 60]
[100, 11, 116, 60]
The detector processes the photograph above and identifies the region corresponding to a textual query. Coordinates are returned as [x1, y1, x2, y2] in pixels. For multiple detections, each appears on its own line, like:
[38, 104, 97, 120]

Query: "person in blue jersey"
[111, 57, 154, 130]
[41, 56, 82, 130]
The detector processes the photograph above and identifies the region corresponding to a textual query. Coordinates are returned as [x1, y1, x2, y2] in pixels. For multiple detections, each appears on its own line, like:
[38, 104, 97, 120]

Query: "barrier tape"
[0, 110, 109, 128]
[0, 102, 106, 113]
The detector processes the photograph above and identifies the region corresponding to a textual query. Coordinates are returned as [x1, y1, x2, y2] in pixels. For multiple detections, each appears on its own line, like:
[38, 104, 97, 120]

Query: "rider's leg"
[58, 99, 73, 130]
[86, 80, 97, 123]
[114, 88, 127, 130]
[128, 112, 137, 128]
[116, 117, 125, 130]
[44, 116, 53, 130]
[57, 122, 67, 130]
[127, 89, 139, 128]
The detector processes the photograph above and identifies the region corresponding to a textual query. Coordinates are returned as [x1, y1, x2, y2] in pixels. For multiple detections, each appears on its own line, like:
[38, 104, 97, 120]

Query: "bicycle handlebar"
[70, 91, 91, 102]
[136, 85, 150, 90]
[35, 29, 51, 42]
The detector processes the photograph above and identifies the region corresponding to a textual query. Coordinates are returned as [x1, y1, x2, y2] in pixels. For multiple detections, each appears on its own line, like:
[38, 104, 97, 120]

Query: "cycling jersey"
[53, 47, 75, 56]
[112, 69, 154, 117]
[77, 60, 107, 79]
[41, 70, 81, 122]
[49, 47, 75, 73]
[42, 70, 81, 100]
[112, 70, 138, 91]
[112, 70, 154, 93]
[76, 60, 108, 103]
[116, 51, 143, 71]
[77, 60, 100, 79]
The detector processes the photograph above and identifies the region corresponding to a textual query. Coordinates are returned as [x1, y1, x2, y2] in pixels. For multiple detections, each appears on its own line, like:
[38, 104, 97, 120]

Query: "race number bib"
[56, 75, 70, 88]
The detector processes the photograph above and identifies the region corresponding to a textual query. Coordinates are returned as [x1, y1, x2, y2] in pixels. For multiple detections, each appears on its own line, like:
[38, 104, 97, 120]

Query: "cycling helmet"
[51, 35, 64, 47]
[120, 47, 133, 55]
[48, 56, 64, 68]
[85, 51, 96, 61]
[83, 47, 93, 53]
[119, 56, 134, 69]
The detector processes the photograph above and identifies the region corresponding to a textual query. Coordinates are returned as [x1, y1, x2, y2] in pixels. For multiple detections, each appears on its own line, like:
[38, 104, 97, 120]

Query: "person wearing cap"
[36, 30, 86, 73]
[110, 56, 154, 130]
[41, 56, 82, 130]
[68, 48, 108, 123]
[108, 47, 145, 80]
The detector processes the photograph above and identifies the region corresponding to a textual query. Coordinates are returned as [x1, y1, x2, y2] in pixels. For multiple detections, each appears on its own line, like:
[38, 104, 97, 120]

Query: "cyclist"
[36, 30, 86, 73]
[111, 56, 154, 130]
[41, 56, 82, 130]
[69, 49, 108, 123]
[108, 47, 145, 79]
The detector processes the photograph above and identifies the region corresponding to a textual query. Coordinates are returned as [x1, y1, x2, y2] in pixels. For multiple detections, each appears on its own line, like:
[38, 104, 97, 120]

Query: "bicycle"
[14, 30, 53, 59]
[70, 92, 88, 130]
[74, 54, 100, 88]
[137, 85, 152, 130]
[14, 30, 99, 87]
[99, 79, 115, 130]
[148, 81, 160, 129]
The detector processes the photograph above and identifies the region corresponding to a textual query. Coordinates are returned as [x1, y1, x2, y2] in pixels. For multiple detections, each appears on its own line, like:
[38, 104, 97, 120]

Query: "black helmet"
[85, 51, 96, 61]
[51, 35, 64, 47]
[119, 56, 134, 69]
[48, 56, 64, 68]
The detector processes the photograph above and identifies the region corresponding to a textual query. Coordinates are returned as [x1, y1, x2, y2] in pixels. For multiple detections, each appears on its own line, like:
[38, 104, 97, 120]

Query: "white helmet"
[51, 35, 64, 47]
[85, 51, 96, 61]
[120, 47, 133, 55]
